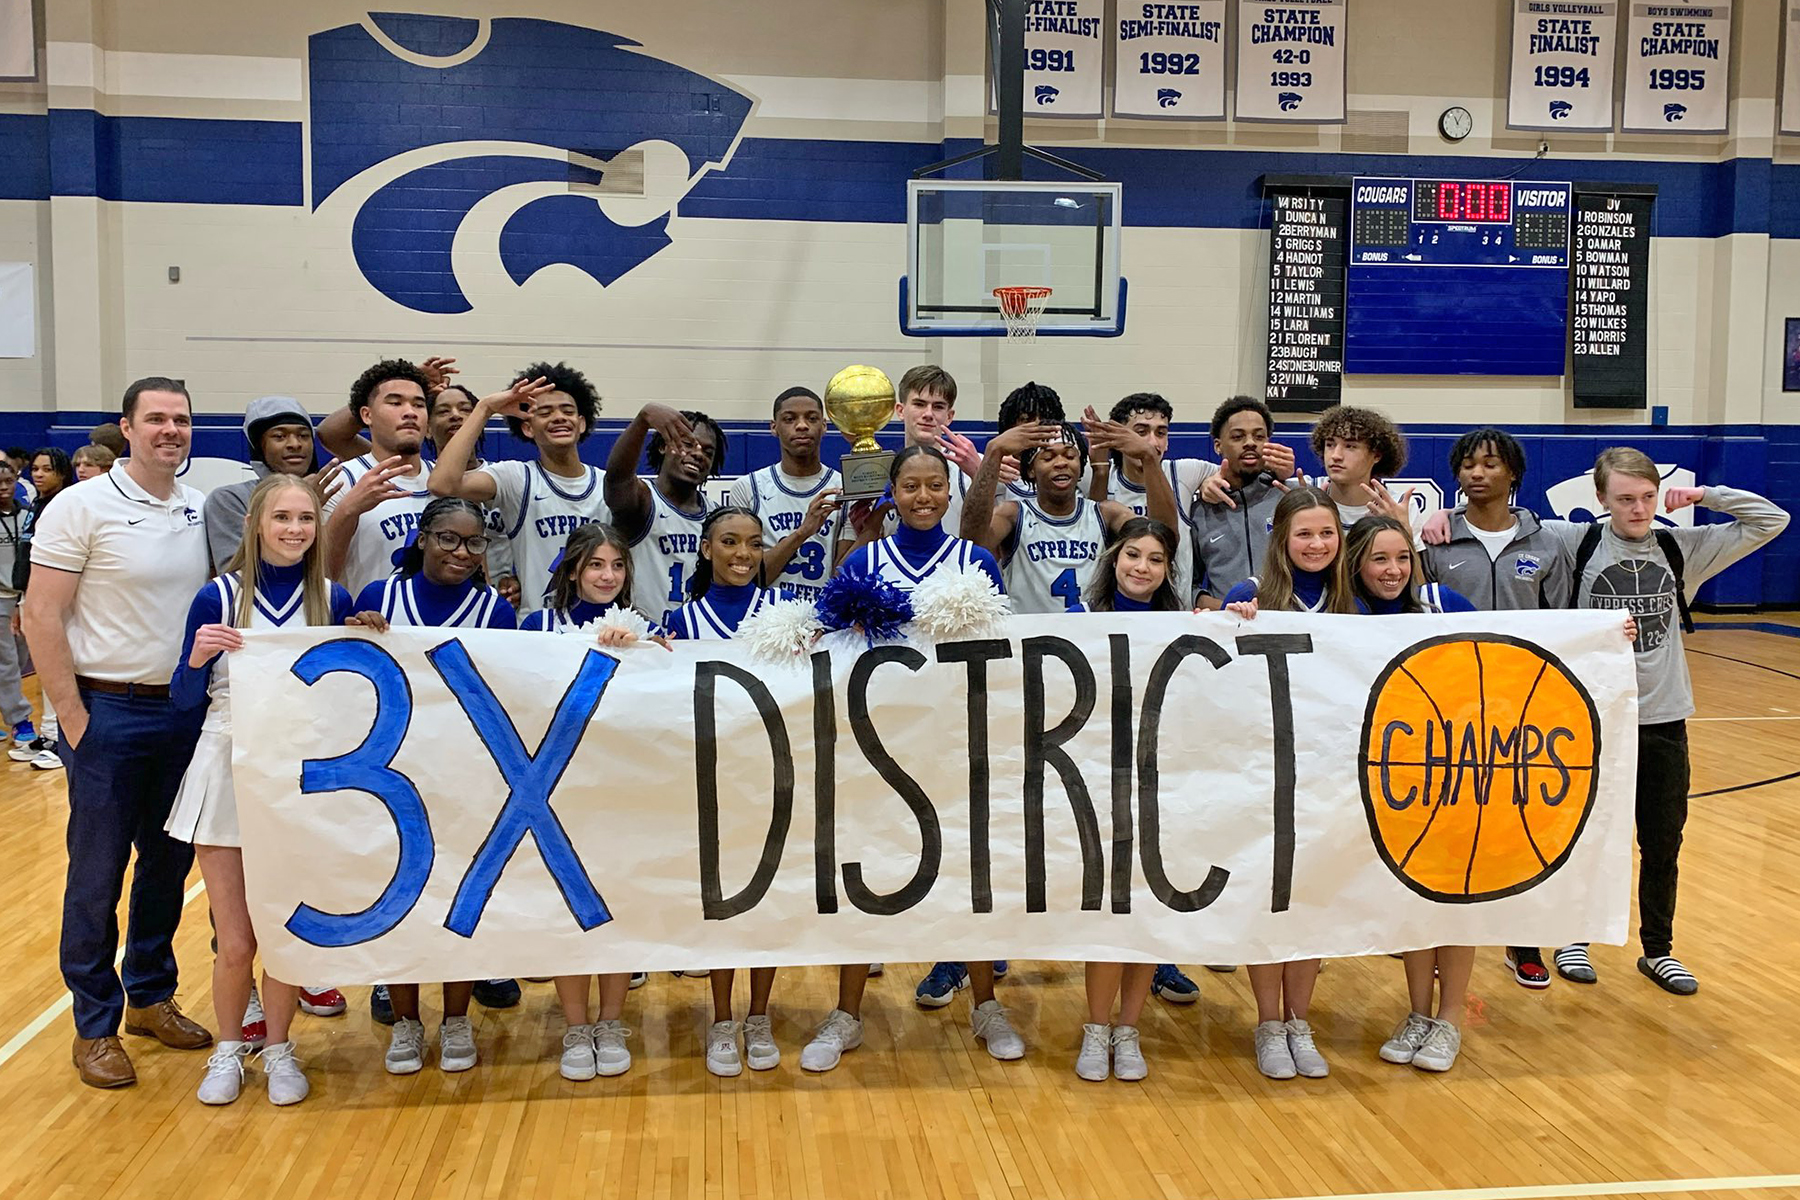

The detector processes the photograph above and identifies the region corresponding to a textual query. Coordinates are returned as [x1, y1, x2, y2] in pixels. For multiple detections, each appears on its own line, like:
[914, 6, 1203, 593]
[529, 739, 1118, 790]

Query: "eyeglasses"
[427, 530, 490, 555]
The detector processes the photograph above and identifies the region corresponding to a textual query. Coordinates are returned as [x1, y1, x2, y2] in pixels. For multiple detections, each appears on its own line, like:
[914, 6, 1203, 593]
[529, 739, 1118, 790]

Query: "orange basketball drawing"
[1359, 634, 1602, 902]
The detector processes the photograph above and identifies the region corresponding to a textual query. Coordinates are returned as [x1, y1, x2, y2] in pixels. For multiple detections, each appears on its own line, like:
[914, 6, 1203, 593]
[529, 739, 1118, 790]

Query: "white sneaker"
[799, 1009, 863, 1072]
[594, 1020, 632, 1077]
[867, 963, 885, 976]
[1379, 1011, 1435, 1065]
[197, 1041, 245, 1104]
[30, 748, 61, 770]
[628, 973, 648, 989]
[1411, 1019, 1461, 1072]
[385, 1017, 425, 1074]
[1075, 1023, 1110, 1082]
[1285, 1018, 1328, 1078]
[743, 1014, 780, 1070]
[706, 1020, 742, 1077]
[1254, 1020, 1296, 1079]
[1111, 1025, 1147, 1082]
[560, 1024, 596, 1081]
[971, 999, 1025, 1061]
[260, 1041, 309, 1105]
[439, 1016, 477, 1073]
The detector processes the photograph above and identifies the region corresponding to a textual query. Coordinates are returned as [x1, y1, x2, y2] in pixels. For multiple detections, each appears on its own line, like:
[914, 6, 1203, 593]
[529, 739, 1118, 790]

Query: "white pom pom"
[579, 607, 652, 640]
[907, 565, 1011, 642]
[735, 598, 824, 664]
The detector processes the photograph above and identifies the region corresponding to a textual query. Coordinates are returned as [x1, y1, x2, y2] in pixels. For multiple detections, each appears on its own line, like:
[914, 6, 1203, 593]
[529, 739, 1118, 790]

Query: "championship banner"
[1233, 0, 1347, 123]
[232, 613, 1638, 984]
[1113, 0, 1227, 119]
[1622, 1, 1732, 133]
[1782, 0, 1800, 136]
[996, 0, 1105, 117]
[1507, 0, 1619, 131]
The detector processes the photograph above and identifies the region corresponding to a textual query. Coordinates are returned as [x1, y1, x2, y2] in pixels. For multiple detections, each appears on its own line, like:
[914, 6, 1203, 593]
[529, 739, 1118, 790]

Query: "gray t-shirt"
[1543, 486, 1790, 724]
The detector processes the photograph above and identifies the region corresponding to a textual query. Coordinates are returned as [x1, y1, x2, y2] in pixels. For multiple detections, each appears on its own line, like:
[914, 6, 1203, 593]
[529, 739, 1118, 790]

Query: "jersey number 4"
[1051, 567, 1081, 611]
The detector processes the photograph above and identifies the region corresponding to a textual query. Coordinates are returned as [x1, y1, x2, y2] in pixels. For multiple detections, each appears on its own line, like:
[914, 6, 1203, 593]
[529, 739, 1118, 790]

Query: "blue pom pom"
[815, 571, 914, 645]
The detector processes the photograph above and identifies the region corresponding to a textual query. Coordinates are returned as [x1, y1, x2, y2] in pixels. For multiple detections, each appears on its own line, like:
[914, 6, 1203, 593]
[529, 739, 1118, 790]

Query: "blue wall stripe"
[1, 112, 1798, 240]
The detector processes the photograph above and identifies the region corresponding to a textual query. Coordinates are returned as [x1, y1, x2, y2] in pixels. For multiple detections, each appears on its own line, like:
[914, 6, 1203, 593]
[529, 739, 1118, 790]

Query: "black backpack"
[1572, 522, 1695, 635]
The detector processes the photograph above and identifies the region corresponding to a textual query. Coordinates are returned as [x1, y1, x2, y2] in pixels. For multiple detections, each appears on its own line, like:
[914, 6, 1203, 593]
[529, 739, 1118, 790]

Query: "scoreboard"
[1345, 177, 1572, 376]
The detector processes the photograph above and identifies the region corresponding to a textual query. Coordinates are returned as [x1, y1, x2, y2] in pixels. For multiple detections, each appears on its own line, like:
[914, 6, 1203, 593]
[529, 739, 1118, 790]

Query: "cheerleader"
[1072, 517, 1183, 1083]
[1220, 486, 1360, 1080]
[1347, 516, 1476, 616]
[802, 446, 1018, 1073]
[167, 475, 378, 1105]
[519, 523, 663, 1080]
[352, 497, 518, 1075]
[664, 506, 789, 1075]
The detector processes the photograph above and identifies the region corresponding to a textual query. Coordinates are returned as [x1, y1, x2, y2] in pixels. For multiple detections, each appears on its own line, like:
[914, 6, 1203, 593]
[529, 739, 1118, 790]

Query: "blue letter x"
[428, 640, 617, 937]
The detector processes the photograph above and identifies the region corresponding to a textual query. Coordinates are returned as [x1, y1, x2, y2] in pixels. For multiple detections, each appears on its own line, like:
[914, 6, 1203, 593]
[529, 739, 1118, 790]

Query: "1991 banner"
[232, 613, 1638, 983]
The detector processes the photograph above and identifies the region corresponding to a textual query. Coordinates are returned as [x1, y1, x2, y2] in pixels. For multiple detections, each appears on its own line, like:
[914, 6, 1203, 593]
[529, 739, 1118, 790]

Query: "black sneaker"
[371, 983, 395, 1025]
[473, 978, 522, 1008]
[7, 736, 51, 763]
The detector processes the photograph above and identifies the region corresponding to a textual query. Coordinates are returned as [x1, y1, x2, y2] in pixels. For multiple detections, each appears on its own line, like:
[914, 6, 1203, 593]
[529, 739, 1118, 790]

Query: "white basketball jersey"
[1103, 457, 1211, 604]
[730, 464, 843, 602]
[486, 460, 611, 612]
[630, 485, 711, 630]
[374, 576, 507, 629]
[323, 454, 432, 596]
[1003, 497, 1108, 614]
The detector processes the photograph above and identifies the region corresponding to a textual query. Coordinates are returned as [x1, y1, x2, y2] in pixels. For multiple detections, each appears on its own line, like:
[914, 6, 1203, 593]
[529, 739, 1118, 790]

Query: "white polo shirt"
[28, 463, 209, 685]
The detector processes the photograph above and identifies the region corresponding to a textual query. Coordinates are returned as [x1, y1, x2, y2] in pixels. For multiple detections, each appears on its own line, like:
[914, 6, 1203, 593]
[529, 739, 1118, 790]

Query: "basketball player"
[605, 403, 727, 630]
[1512, 449, 1785, 995]
[1191, 396, 1297, 608]
[1309, 404, 1416, 529]
[427, 363, 608, 612]
[961, 411, 1177, 614]
[322, 360, 436, 596]
[1086, 393, 1216, 602]
[992, 381, 1083, 503]
[1417, 426, 1574, 990]
[728, 388, 843, 601]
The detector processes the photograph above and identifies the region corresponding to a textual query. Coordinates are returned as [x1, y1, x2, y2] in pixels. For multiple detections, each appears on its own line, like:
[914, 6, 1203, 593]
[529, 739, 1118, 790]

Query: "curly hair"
[346, 359, 431, 428]
[504, 361, 600, 441]
[1309, 404, 1407, 478]
[1448, 426, 1526, 485]
[646, 410, 728, 476]
[997, 381, 1065, 432]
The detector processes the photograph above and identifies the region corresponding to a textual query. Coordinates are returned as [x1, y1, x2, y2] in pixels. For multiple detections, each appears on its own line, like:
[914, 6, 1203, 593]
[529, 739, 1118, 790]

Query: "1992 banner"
[232, 613, 1638, 983]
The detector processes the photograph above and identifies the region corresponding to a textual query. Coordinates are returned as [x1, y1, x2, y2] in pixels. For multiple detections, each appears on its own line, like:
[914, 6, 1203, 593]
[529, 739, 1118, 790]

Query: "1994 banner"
[232, 613, 1638, 984]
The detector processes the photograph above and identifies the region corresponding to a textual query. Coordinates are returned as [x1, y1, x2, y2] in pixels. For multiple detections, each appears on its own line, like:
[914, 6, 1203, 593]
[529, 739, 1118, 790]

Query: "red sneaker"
[1504, 949, 1551, 990]
[241, 987, 267, 1048]
[298, 987, 347, 1017]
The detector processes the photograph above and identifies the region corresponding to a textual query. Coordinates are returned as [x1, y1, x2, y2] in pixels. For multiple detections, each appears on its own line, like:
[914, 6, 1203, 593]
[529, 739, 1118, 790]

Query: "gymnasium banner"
[1783, 0, 1800, 136]
[1621, 0, 1731, 133]
[1112, 0, 1227, 119]
[997, 0, 1105, 117]
[1507, 0, 1619, 131]
[1233, 0, 1347, 123]
[232, 612, 1638, 984]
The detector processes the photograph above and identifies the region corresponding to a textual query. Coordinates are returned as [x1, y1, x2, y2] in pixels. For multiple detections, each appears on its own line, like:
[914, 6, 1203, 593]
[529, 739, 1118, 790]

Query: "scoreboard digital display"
[1346, 177, 1573, 375]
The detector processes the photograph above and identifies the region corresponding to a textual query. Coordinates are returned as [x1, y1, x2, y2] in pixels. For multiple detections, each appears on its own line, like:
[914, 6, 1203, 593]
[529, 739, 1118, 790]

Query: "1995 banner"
[232, 612, 1638, 983]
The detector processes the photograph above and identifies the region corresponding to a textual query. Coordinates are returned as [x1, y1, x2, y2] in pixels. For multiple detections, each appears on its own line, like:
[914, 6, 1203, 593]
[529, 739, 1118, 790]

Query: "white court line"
[1270, 1173, 1800, 1200]
[0, 880, 207, 1071]
[1688, 715, 1800, 722]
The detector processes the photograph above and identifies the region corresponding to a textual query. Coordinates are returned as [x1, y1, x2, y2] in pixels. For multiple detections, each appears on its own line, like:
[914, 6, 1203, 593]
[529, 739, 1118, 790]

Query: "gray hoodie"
[1422, 506, 1573, 611]
[1543, 486, 1789, 724]
[1191, 474, 1284, 599]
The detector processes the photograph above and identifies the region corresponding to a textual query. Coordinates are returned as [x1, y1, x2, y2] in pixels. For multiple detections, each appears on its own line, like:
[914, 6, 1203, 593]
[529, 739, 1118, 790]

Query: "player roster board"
[1346, 177, 1573, 376]
[1265, 190, 1346, 410]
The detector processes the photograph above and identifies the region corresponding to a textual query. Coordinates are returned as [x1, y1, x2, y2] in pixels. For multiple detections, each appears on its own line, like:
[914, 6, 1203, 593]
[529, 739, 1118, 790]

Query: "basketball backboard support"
[902, 179, 1125, 337]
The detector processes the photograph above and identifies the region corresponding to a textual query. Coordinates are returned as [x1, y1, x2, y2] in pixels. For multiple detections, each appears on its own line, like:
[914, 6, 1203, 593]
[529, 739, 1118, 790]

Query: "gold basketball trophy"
[824, 365, 897, 500]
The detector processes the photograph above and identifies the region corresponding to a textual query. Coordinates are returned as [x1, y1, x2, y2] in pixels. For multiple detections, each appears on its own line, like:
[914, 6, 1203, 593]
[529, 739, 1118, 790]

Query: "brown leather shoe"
[72, 1035, 137, 1088]
[122, 999, 213, 1050]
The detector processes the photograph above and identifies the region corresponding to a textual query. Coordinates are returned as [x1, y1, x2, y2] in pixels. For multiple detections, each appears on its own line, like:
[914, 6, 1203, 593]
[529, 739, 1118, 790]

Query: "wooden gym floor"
[1, 619, 1798, 1200]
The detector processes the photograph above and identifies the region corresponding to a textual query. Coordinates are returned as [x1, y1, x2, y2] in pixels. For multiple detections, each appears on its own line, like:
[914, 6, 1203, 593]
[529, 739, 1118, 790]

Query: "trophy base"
[839, 449, 896, 501]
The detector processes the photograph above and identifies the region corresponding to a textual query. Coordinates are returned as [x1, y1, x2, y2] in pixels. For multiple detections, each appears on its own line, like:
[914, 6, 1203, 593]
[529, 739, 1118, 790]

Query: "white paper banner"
[1622, 1, 1732, 133]
[1508, 0, 1619, 131]
[1113, 1, 1228, 119]
[0, 0, 33, 79]
[0, 263, 35, 358]
[233, 613, 1637, 984]
[993, 0, 1105, 117]
[1234, 0, 1348, 123]
[1782, 0, 1800, 135]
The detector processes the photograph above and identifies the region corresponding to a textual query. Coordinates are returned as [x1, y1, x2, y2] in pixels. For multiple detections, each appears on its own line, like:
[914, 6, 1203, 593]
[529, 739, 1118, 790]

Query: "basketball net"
[993, 285, 1052, 341]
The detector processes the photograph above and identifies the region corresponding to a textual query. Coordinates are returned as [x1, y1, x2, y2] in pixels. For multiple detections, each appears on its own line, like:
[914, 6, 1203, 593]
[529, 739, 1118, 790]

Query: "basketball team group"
[2, 358, 1786, 1106]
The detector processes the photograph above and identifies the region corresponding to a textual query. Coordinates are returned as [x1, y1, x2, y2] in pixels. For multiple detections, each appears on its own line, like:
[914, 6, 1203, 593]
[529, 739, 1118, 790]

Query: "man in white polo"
[23, 376, 215, 1088]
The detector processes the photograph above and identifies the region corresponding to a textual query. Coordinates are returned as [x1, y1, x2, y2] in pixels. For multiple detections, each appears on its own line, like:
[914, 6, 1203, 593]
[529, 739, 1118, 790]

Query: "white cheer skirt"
[164, 728, 239, 847]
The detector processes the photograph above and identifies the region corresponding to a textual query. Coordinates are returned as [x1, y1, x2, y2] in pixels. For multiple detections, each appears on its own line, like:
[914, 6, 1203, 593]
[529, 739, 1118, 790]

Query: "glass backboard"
[902, 179, 1125, 337]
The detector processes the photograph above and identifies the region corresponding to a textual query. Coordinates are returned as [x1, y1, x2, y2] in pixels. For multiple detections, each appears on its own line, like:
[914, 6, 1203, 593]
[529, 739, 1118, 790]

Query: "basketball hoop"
[993, 285, 1053, 340]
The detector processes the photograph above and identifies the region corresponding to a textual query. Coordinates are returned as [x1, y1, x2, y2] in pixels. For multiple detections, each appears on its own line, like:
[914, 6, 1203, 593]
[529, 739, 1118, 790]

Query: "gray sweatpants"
[0, 595, 32, 729]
